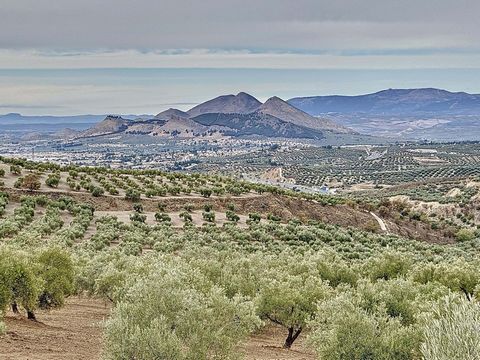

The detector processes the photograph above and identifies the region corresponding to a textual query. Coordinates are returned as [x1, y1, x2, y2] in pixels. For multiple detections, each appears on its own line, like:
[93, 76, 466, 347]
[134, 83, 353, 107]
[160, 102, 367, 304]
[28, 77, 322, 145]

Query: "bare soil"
[0, 297, 109, 360]
[241, 325, 315, 360]
[0, 298, 315, 360]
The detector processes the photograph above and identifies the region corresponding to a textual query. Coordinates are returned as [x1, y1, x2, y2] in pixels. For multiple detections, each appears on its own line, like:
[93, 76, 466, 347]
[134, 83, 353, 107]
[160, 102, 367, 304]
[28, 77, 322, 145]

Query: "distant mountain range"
[3, 88, 480, 142]
[288, 88, 480, 115]
[74, 92, 355, 141]
[288, 88, 480, 140]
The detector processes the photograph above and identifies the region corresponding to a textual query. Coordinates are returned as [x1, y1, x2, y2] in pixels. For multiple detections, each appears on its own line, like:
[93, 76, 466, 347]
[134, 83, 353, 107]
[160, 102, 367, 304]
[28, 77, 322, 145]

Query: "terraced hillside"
[1, 157, 480, 359]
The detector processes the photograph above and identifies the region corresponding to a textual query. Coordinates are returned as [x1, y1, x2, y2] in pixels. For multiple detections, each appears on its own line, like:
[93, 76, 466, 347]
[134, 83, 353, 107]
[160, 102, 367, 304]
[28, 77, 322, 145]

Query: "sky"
[1, 0, 480, 115]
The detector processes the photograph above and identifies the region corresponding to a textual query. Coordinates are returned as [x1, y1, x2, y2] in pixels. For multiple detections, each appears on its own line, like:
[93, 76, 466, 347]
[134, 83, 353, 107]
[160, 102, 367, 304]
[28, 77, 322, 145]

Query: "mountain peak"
[236, 91, 253, 97]
[187, 92, 261, 117]
[264, 96, 285, 104]
[258, 96, 352, 133]
[80, 115, 131, 137]
[155, 108, 189, 120]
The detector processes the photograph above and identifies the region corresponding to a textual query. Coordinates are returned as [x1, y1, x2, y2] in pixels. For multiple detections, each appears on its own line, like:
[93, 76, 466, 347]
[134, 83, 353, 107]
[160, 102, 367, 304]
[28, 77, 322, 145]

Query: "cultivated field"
[0, 156, 480, 359]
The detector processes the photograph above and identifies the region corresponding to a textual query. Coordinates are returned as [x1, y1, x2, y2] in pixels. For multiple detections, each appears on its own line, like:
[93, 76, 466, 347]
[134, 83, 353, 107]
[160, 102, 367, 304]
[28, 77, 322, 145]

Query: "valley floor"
[0, 297, 314, 360]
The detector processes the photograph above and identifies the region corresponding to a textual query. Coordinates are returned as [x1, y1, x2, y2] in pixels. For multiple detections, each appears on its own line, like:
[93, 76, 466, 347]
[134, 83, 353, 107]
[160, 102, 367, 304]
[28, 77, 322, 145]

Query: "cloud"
[1, 1, 479, 115]
[0, 0, 478, 52]
[1, 49, 480, 70]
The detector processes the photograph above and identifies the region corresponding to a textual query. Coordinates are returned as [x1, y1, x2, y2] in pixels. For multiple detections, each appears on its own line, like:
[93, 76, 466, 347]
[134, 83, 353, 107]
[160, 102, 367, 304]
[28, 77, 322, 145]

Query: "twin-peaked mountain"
[79, 92, 353, 140]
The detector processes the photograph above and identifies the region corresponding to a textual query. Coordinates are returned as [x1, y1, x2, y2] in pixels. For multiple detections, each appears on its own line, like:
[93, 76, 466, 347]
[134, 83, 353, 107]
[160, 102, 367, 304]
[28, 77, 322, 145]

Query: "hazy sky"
[1, 0, 479, 115]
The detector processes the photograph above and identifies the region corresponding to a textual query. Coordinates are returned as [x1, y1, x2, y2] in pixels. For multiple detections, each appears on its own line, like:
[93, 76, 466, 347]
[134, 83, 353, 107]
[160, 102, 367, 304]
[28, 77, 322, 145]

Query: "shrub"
[155, 212, 171, 223]
[202, 211, 215, 223]
[10, 165, 21, 175]
[247, 213, 261, 224]
[125, 188, 141, 202]
[91, 186, 104, 197]
[130, 212, 147, 223]
[421, 295, 480, 360]
[267, 213, 281, 222]
[455, 228, 475, 242]
[200, 188, 212, 198]
[22, 174, 41, 191]
[36, 247, 75, 310]
[104, 267, 259, 360]
[179, 211, 192, 222]
[226, 210, 240, 223]
[45, 173, 61, 188]
[203, 203, 213, 212]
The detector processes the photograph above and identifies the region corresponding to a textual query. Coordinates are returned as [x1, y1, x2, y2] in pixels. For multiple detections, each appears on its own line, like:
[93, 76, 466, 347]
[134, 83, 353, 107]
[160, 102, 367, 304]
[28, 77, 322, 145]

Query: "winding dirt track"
[370, 211, 388, 232]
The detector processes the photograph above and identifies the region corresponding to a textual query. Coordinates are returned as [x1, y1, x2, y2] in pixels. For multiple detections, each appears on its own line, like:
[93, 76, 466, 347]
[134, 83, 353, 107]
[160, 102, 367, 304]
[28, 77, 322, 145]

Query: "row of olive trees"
[74, 241, 480, 359]
[1, 156, 348, 206]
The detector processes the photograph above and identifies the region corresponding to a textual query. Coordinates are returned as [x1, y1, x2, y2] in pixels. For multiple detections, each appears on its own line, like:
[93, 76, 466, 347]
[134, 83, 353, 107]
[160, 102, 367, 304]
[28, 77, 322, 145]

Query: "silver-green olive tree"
[104, 263, 260, 360]
[257, 267, 332, 349]
[421, 294, 480, 360]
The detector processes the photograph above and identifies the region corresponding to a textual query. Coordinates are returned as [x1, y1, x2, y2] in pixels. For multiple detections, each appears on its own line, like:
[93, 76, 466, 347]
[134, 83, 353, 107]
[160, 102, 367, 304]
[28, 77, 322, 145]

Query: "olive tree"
[22, 174, 41, 192]
[104, 265, 260, 360]
[309, 291, 422, 360]
[257, 270, 332, 348]
[0, 248, 41, 321]
[421, 294, 480, 360]
[35, 247, 75, 311]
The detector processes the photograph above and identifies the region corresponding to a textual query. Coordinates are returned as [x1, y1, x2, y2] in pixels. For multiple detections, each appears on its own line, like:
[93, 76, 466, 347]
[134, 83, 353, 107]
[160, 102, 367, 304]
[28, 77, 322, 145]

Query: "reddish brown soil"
[241, 325, 315, 360]
[0, 297, 110, 360]
[0, 298, 315, 360]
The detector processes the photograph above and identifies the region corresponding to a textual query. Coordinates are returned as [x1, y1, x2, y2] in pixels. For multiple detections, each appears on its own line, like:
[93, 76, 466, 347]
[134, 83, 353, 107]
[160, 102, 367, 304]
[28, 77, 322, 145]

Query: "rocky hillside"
[80, 115, 132, 137]
[257, 96, 352, 133]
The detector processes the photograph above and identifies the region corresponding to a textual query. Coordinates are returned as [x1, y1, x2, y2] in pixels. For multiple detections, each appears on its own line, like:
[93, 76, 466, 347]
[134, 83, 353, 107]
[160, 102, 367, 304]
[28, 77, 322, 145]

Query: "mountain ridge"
[288, 88, 480, 115]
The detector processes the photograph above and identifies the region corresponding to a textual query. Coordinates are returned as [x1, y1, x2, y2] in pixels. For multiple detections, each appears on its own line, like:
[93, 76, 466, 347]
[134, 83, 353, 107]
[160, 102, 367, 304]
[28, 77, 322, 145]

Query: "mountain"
[53, 128, 82, 139]
[288, 88, 480, 116]
[192, 112, 325, 139]
[155, 108, 189, 120]
[126, 115, 217, 138]
[0, 113, 105, 125]
[73, 92, 363, 141]
[80, 115, 132, 137]
[257, 96, 352, 133]
[187, 92, 262, 117]
[287, 88, 480, 141]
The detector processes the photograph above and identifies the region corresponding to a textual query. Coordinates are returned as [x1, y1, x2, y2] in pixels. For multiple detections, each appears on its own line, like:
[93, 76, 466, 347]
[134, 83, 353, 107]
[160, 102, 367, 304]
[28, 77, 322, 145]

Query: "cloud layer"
[1, 1, 479, 115]
[1, 0, 478, 51]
